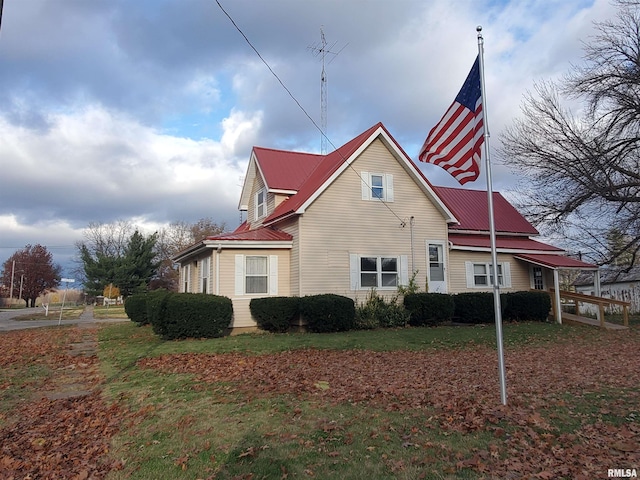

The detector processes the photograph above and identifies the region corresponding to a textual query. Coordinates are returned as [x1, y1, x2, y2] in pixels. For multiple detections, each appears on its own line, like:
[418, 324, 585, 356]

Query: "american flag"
[418, 56, 483, 185]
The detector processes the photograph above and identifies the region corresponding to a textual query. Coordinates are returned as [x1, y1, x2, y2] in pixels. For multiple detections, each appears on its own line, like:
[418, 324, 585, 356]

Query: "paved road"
[0, 306, 128, 332]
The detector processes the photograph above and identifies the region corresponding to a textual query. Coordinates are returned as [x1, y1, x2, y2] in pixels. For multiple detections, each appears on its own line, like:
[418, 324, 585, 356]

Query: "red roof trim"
[514, 253, 598, 270]
[207, 226, 292, 242]
[449, 234, 564, 252]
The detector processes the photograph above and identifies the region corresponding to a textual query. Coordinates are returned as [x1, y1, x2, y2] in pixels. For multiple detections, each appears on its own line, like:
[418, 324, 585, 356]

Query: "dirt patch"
[0, 325, 124, 479]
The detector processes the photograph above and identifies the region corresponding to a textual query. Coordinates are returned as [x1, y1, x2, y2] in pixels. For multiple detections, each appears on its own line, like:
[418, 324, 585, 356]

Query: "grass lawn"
[10, 306, 85, 321]
[93, 305, 128, 319]
[96, 321, 639, 479]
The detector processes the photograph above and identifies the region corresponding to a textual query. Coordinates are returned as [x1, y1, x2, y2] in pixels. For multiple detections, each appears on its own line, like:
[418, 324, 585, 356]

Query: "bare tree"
[500, 3, 640, 267]
[153, 218, 227, 290]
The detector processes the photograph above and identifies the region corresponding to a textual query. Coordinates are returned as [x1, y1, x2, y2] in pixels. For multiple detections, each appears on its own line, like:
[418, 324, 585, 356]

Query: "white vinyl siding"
[297, 139, 447, 299]
[465, 261, 511, 289]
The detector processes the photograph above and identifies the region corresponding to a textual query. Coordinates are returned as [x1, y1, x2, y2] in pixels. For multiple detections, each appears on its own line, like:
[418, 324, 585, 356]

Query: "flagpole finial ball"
[476, 25, 482, 32]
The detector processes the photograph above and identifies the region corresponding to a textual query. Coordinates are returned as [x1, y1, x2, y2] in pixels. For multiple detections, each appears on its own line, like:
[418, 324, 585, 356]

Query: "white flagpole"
[477, 26, 507, 405]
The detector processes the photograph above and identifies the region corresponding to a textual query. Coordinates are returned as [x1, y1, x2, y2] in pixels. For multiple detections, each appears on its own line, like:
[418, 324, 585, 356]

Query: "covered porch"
[513, 253, 600, 325]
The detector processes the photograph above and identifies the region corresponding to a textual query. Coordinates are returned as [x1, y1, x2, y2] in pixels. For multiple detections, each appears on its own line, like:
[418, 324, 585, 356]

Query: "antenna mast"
[308, 27, 344, 154]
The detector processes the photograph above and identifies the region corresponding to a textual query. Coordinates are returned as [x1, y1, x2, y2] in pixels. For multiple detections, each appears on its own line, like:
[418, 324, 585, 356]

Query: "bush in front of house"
[162, 293, 232, 340]
[124, 293, 148, 325]
[503, 291, 551, 322]
[355, 290, 409, 330]
[146, 289, 173, 337]
[250, 296, 300, 333]
[300, 294, 355, 333]
[403, 292, 455, 326]
[453, 292, 497, 324]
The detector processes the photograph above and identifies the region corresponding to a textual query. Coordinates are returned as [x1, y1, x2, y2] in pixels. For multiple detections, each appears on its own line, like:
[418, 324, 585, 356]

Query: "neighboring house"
[574, 265, 640, 314]
[173, 123, 598, 332]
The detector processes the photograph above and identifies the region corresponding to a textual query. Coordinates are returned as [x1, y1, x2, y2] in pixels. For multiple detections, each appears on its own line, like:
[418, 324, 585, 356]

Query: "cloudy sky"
[0, 0, 617, 277]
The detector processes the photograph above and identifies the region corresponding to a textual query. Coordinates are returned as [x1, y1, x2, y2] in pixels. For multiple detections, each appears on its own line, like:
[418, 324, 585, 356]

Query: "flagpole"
[477, 26, 507, 405]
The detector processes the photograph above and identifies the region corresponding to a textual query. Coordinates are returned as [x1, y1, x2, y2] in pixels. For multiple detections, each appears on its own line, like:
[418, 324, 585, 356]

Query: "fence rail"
[550, 289, 630, 328]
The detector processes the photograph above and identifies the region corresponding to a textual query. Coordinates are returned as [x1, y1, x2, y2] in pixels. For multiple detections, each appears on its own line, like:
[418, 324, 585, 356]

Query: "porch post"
[553, 269, 562, 324]
[593, 268, 602, 325]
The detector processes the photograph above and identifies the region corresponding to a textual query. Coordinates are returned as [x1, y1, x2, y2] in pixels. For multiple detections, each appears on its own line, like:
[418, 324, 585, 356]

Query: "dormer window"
[255, 188, 266, 220]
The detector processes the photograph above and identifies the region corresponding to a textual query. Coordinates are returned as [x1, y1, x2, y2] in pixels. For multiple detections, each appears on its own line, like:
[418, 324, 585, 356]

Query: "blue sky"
[0, 0, 616, 277]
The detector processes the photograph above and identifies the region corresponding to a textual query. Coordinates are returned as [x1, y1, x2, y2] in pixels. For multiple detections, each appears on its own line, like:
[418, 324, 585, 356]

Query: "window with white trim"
[465, 261, 511, 288]
[246, 256, 267, 294]
[181, 264, 191, 293]
[532, 266, 544, 290]
[350, 254, 408, 290]
[200, 257, 210, 293]
[361, 172, 394, 202]
[255, 188, 266, 220]
[235, 254, 278, 296]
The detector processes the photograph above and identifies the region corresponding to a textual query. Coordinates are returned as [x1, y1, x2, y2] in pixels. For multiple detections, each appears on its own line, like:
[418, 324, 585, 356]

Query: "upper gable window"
[255, 188, 266, 220]
[361, 172, 394, 202]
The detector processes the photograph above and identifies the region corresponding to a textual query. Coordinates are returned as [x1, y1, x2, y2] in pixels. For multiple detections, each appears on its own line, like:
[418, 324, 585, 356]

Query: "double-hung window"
[245, 256, 268, 294]
[235, 254, 278, 296]
[200, 257, 210, 293]
[255, 189, 266, 220]
[350, 254, 408, 290]
[361, 172, 394, 202]
[465, 261, 511, 289]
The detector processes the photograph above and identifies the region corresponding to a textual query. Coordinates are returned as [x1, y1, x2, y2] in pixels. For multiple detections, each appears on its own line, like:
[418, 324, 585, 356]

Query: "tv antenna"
[308, 27, 346, 154]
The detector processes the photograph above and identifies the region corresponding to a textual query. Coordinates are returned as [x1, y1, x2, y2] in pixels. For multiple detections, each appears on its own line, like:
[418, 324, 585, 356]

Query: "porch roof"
[513, 253, 598, 270]
[448, 234, 564, 252]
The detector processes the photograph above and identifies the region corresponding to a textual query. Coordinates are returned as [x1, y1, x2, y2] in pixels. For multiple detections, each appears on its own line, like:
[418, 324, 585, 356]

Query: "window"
[532, 266, 544, 290]
[350, 254, 408, 290]
[245, 256, 267, 294]
[235, 254, 278, 296]
[182, 264, 191, 293]
[465, 261, 511, 289]
[255, 189, 266, 219]
[361, 172, 394, 202]
[200, 257, 210, 293]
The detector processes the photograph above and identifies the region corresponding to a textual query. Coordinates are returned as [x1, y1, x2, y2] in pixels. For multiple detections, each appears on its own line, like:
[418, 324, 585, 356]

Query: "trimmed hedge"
[503, 291, 551, 322]
[403, 292, 454, 326]
[124, 293, 148, 325]
[300, 294, 355, 333]
[250, 296, 300, 333]
[160, 293, 232, 340]
[453, 292, 500, 324]
[146, 289, 173, 337]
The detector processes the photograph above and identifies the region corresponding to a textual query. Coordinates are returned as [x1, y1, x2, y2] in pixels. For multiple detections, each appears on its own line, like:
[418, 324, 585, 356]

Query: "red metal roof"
[263, 123, 385, 224]
[208, 226, 292, 242]
[514, 253, 598, 270]
[449, 234, 564, 252]
[253, 147, 323, 191]
[433, 186, 538, 235]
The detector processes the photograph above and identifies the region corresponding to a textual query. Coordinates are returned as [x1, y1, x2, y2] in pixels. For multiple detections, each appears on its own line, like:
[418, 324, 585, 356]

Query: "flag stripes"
[418, 56, 484, 185]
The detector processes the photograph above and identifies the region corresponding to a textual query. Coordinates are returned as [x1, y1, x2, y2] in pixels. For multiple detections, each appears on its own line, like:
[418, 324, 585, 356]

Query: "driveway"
[0, 306, 128, 332]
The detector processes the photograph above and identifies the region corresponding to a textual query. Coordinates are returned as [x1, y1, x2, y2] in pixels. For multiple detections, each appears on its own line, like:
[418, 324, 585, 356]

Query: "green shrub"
[503, 291, 551, 322]
[356, 290, 409, 330]
[162, 293, 232, 340]
[300, 294, 355, 333]
[146, 289, 173, 336]
[124, 293, 148, 325]
[453, 292, 496, 324]
[403, 293, 454, 326]
[250, 296, 300, 333]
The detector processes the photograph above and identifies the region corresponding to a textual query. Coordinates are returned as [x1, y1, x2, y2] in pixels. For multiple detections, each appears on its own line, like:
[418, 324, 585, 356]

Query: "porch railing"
[549, 289, 630, 328]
